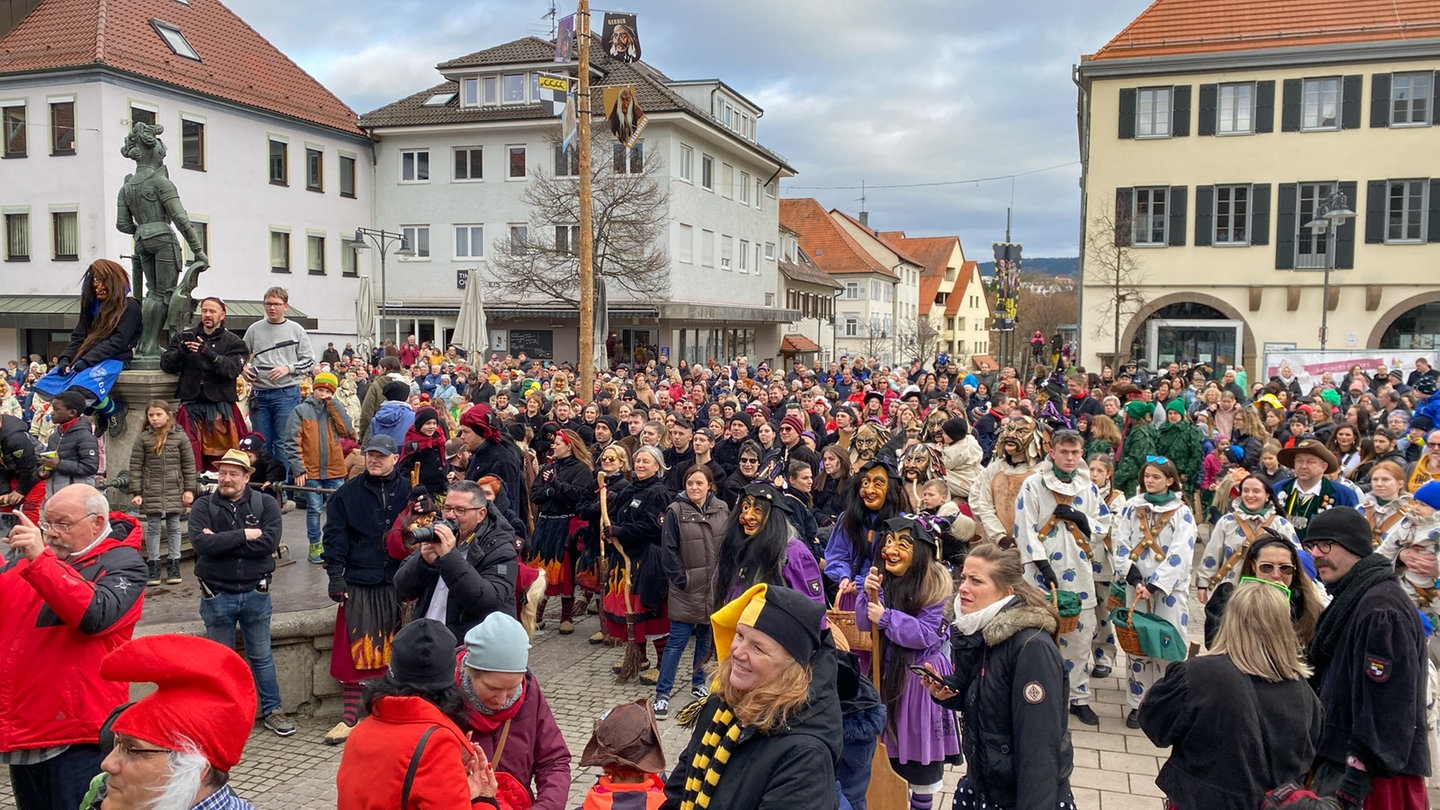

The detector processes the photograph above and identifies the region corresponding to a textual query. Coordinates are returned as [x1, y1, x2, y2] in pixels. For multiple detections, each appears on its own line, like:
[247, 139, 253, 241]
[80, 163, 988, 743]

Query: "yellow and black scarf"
[679, 704, 744, 810]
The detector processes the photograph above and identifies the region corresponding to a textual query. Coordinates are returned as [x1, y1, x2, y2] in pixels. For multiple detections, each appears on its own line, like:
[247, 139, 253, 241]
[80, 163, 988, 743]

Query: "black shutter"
[1281, 79, 1302, 132]
[1276, 183, 1297, 269]
[1370, 74, 1392, 128]
[1365, 180, 1388, 244]
[1172, 85, 1191, 137]
[1118, 89, 1136, 139]
[1197, 84, 1217, 136]
[1336, 180, 1357, 268]
[1251, 184, 1271, 246]
[1194, 186, 1214, 246]
[1341, 75, 1363, 130]
[1115, 188, 1134, 247]
[1256, 81, 1276, 133]
[1428, 179, 1440, 243]
[1168, 186, 1188, 246]
[1433, 72, 1440, 125]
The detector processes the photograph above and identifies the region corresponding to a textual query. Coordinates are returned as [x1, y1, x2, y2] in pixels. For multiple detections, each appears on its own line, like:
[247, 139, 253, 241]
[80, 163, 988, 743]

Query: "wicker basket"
[1051, 589, 1080, 635]
[826, 608, 872, 652]
[1104, 581, 1126, 613]
[1114, 596, 1149, 658]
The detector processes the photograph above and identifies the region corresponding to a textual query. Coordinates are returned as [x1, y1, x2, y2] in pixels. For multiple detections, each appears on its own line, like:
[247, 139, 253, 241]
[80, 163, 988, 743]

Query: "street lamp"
[345, 228, 412, 346]
[1303, 191, 1357, 352]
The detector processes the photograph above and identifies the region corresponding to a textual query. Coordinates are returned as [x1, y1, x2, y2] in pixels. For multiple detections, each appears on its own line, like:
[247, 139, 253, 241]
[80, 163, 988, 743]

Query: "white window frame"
[306, 231, 326, 275]
[1391, 72, 1432, 127]
[507, 145, 527, 180]
[454, 224, 484, 259]
[1386, 179, 1427, 243]
[701, 155, 714, 191]
[48, 96, 76, 156]
[678, 144, 693, 183]
[701, 229, 715, 267]
[842, 314, 860, 337]
[461, 77, 479, 108]
[269, 227, 291, 273]
[720, 234, 733, 270]
[508, 224, 528, 246]
[400, 149, 430, 183]
[740, 171, 751, 204]
[721, 163, 734, 199]
[738, 239, 750, 272]
[502, 73, 527, 105]
[844, 281, 863, 300]
[764, 242, 775, 261]
[677, 223, 694, 263]
[151, 19, 200, 61]
[339, 152, 357, 198]
[305, 143, 324, 192]
[1301, 77, 1341, 131]
[1295, 181, 1338, 269]
[453, 146, 483, 182]
[3, 206, 30, 262]
[1136, 87, 1172, 138]
[1132, 187, 1168, 246]
[1216, 82, 1254, 135]
[483, 76, 499, 105]
[400, 225, 430, 260]
[1214, 184, 1250, 245]
[554, 224, 580, 254]
[267, 134, 288, 185]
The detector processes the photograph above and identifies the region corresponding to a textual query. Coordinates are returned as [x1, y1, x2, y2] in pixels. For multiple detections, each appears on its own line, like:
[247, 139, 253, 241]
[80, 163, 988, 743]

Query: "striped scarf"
[679, 704, 743, 810]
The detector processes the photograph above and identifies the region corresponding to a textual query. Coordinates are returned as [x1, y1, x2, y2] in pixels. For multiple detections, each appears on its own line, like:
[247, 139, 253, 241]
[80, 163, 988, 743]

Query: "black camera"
[408, 518, 458, 544]
[0, 511, 18, 538]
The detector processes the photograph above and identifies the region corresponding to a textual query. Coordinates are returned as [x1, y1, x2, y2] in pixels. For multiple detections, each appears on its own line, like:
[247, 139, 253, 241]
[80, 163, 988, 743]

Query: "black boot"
[166, 559, 182, 585]
[146, 560, 161, 587]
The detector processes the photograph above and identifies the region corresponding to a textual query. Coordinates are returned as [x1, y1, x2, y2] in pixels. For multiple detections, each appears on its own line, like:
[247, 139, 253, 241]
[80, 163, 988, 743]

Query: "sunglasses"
[1145, 455, 1170, 465]
[1255, 562, 1296, 577]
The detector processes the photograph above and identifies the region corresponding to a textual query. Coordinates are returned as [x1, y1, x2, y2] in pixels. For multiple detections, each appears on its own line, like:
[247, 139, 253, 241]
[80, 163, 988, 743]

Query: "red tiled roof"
[833, 210, 925, 268]
[946, 260, 981, 317]
[778, 198, 896, 279]
[780, 334, 822, 353]
[1088, 0, 1440, 61]
[0, 0, 362, 136]
[885, 235, 961, 316]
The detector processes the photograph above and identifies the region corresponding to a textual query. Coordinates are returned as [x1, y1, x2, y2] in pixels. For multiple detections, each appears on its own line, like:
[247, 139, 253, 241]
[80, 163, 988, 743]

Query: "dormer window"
[503, 74, 526, 104]
[461, 78, 479, 107]
[151, 20, 200, 61]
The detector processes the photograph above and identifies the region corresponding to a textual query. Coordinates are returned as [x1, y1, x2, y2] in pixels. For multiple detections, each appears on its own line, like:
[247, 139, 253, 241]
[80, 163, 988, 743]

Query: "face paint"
[881, 528, 915, 576]
[738, 494, 769, 537]
[859, 467, 889, 511]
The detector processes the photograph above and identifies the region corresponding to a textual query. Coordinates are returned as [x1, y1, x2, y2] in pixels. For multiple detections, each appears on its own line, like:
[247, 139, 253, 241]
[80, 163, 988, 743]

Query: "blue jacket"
[369, 401, 415, 448]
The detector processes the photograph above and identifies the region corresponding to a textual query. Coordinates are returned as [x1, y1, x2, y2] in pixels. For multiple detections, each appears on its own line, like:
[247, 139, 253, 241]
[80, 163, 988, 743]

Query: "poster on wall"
[1263, 349, 1434, 392]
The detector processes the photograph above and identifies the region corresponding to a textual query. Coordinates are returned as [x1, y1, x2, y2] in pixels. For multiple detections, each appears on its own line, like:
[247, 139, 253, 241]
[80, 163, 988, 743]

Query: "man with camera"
[160, 296, 248, 471]
[393, 479, 518, 642]
[188, 448, 294, 737]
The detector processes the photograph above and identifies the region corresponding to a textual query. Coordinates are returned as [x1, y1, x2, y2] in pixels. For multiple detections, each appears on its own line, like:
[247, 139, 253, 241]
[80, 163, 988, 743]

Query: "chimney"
[859, 211, 869, 227]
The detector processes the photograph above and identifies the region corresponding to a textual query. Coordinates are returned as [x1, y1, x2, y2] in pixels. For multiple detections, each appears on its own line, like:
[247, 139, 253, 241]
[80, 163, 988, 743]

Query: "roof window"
[151, 20, 200, 61]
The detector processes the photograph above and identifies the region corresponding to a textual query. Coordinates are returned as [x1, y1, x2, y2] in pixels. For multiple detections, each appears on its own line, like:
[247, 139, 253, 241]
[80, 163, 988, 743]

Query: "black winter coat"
[611, 474, 671, 608]
[1139, 655, 1323, 810]
[393, 510, 519, 640]
[662, 639, 843, 810]
[0, 414, 40, 496]
[938, 600, 1073, 809]
[531, 456, 595, 516]
[59, 297, 141, 369]
[159, 325, 248, 404]
[466, 439, 527, 538]
[190, 488, 281, 592]
[322, 469, 412, 588]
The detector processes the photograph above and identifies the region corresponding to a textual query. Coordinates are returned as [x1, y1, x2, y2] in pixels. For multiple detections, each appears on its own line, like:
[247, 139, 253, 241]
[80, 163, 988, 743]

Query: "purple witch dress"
[856, 592, 962, 766]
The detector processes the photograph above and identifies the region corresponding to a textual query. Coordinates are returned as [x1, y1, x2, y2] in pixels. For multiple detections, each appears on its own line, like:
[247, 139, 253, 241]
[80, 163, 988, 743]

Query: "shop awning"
[0, 295, 316, 330]
[780, 334, 822, 353]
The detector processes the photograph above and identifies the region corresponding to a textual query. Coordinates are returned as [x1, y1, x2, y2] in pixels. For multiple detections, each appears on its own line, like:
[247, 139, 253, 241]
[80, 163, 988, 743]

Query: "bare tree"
[859, 321, 892, 364]
[896, 316, 942, 364]
[489, 132, 671, 306]
[1084, 199, 1148, 361]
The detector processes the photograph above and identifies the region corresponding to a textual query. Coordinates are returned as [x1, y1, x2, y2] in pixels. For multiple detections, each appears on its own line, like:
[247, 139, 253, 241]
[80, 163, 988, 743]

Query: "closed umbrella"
[592, 277, 609, 374]
[453, 268, 488, 358]
[355, 276, 376, 346]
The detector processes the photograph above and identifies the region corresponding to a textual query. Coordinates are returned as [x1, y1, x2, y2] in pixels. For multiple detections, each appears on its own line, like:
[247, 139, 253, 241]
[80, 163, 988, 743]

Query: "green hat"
[1319, 388, 1341, 408]
[1165, 399, 1186, 415]
[313, 372, 338, 392]
[1124, 400, 1152, 420]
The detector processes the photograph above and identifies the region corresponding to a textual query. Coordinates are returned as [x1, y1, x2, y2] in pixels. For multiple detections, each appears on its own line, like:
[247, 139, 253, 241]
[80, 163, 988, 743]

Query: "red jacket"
[337, 695, 491, 810]
[0, 512, 146, 751]
[580, 774, 666, 809]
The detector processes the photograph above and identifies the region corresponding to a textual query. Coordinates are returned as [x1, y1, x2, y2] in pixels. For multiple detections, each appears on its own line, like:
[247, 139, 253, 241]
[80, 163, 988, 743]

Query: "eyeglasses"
[1255, 562, 1296, 577]
[262, 301, 287, 308]
[442, 504, 485, 515]
[39, 512, 99, 534]
[1145, 455, 1170, 465]
[739, 458, 759, 465]
[1301, 539, 1334, 554]
[113, 737, 173, 760]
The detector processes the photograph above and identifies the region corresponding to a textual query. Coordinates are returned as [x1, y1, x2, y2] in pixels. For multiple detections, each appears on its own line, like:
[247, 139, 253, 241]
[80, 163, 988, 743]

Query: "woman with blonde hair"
[1140, 581, 1323, 810]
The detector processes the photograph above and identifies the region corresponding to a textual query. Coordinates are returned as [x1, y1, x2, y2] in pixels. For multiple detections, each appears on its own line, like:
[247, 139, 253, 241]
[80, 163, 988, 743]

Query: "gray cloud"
[227, 0, 1151, 256]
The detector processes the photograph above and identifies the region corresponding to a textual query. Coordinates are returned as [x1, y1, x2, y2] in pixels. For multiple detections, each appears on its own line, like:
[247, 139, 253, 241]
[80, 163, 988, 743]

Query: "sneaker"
[165, 559, 182, 585]
[1125, 710, 1142, 729]
[146, 560, 161, 587]
[652, 696, 669, 720]
[308, 543, 324, 564]
[1069, 704, 1100, 727]
[558, 621, 574, 635]
[263, 711, 297, 737]
[1091, 663, 1112, 680]
[323, 721, 354, 745]
[691, 684, 710, 699]
[638, 668, 660, 686]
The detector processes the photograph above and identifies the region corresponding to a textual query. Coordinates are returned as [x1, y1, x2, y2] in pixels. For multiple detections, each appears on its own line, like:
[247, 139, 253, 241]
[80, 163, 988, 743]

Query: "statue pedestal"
[102, 368, 179, 508]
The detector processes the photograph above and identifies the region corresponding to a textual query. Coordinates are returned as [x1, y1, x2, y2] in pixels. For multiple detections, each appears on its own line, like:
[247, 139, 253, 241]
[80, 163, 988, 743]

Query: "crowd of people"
[1, 260, 1438, 809]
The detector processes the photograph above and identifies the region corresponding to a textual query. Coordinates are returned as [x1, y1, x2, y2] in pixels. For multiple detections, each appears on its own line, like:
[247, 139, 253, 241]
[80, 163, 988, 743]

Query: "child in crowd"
[400, 406, 449, 496]
[1379, 481, 1440, 631]
[576, 699, 668, 810]
[128, 399, 197, 586]
[1087, 453, 1123, 680]
[918, 478, 976, 572]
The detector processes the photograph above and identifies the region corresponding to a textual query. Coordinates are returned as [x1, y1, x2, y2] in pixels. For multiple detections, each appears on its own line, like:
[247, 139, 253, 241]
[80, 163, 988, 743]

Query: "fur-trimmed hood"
[982, 602, 1057, 647]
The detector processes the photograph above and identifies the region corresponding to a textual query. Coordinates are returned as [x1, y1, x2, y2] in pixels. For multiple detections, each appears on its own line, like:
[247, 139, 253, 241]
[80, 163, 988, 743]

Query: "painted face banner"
[604, 85, 647, 149]
[554, 14, 576, 62]
[601, 14, 641, 63]
[992, 242, 1022, 332]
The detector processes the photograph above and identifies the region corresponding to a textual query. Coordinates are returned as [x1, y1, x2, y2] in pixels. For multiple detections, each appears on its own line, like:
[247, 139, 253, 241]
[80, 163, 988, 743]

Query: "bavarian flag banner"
[538, 73, 570, 118]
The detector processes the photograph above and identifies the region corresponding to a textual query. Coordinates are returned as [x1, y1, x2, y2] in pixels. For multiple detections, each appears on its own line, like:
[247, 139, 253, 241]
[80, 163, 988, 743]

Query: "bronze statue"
[116, 121, 210, 357]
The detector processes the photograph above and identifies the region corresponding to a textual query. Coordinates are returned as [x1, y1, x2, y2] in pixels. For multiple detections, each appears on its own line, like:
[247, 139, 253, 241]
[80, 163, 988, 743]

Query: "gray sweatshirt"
[243, 318, 315, 390]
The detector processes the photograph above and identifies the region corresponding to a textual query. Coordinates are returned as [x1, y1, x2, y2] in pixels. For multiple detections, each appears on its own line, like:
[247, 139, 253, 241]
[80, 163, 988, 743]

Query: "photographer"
[394, 480, 518, 642]
[160, 296, 248, 471]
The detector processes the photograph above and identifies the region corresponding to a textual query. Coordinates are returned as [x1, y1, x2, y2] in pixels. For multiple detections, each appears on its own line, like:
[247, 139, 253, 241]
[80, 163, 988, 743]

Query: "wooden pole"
[576, 0, 595, 403]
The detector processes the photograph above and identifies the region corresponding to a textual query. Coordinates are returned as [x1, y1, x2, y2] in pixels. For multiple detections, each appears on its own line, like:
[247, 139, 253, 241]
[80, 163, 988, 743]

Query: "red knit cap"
[781, 414, 806, 435]
[101, 635, 258, 772]
[459, 402, 502, 444]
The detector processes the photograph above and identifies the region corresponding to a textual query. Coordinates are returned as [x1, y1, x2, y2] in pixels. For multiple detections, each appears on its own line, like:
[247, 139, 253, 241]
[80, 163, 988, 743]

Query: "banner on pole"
[554, 14, 576, 62]
[600, 13, 640, 63]
[603, 85, 647, 149]
[992, 242, 1021, 332]
[537, 73, 571, 118]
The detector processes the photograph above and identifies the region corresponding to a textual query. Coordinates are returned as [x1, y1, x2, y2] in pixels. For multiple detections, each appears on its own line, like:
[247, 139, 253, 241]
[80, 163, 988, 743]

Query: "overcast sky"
[228, 0, 1152, 258]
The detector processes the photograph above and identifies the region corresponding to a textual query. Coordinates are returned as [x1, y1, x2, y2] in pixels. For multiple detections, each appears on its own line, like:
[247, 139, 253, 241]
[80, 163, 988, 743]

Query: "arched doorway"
[1126, 300, 1247, 376]
[1370, 293, 1440, 351]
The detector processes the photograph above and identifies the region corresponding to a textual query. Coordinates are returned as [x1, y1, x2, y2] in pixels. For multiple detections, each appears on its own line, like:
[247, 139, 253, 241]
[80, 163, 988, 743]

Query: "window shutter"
[1280, 79, 1301, 132]
[1276, 183, 1297, 269]
[1168, 186, 1188, 246]
[1428, 179, 1440, 243]
[1251, 184, 1271, 246]
[1341, 75, 1363, 130]
[1255, 81, 1276, 133]
[1172, 85, 1191, 137]
[1364, 180, 1387, 244]
[1197, 84, 1217, 136]
[1370, 74, 1392, 128]
[1118, 89, 1136, 139]
[1194, 186, 1214, 246]
[1115, 188, 1134, 247]
[1336, 181, 1357, 268]
[1433, 72, 1440, 125]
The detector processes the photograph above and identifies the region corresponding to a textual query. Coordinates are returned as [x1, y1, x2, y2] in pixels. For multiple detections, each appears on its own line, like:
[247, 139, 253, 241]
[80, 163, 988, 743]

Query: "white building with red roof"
[0, 0, 372, 358]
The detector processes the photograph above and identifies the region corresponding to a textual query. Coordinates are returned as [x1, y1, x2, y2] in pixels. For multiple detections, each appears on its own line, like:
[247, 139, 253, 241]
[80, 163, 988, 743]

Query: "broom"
[594, 472, 610, 612]
[601, 479, 648, 683]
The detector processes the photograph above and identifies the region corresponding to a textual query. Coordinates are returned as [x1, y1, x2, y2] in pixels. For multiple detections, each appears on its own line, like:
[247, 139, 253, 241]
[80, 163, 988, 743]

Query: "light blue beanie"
[462, 613, 531, 673]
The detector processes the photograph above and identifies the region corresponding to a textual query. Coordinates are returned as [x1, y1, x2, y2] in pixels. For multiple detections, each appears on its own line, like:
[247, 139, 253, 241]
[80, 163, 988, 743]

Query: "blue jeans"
[251, 385, 301, 476]
[200, 588, 283, 714]
[655, 619, 712, 699]
[306, 477, 343, 545]
[9, 744, 102, 810]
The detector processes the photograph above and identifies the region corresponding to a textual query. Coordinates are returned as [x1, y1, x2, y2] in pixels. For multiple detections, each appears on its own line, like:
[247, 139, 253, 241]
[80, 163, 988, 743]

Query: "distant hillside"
[977, 257, 1078, 278]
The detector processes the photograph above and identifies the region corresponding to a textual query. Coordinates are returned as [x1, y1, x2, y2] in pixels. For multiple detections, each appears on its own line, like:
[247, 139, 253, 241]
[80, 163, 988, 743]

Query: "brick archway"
[1118, 292, 1257, 372]
[1366, 291, 1440, 348]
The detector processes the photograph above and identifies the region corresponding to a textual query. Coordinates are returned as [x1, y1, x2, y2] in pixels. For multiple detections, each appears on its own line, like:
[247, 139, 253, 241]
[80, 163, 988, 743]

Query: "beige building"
[1076, 0, 1440, 374]
[877, 233, 992, 367]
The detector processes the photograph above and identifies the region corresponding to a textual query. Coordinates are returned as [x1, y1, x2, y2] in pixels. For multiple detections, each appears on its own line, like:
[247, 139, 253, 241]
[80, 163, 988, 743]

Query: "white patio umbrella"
[592, 277, 609, 373]
[452, 268, 488, 359]
[355, 275, 376, 347]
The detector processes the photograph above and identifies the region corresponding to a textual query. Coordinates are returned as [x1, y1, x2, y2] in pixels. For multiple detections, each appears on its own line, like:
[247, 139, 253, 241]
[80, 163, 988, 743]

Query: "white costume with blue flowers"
[1112, 494, 1196, 710]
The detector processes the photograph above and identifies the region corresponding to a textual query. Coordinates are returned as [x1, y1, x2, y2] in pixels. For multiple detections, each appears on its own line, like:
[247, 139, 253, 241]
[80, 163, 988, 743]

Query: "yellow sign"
[538, 74, 569, 93]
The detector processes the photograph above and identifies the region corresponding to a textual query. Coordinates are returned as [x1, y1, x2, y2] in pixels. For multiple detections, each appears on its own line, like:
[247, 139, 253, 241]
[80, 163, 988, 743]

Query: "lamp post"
[1302, 191, 1357, 352]
[346, 228, 412, 347]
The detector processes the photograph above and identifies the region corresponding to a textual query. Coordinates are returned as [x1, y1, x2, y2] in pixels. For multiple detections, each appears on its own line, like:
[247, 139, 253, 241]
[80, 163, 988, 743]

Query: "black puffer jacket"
[531, 455, 595, 517]
[938, 599, 1074, 809]
[393, 510, 519, 640]
[663, 638, 843, 810]
[159, 325, 248, 404]
[0, 414, 40, 496]
[611, 474, 672, 609]
[322, 468, 412, 588]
